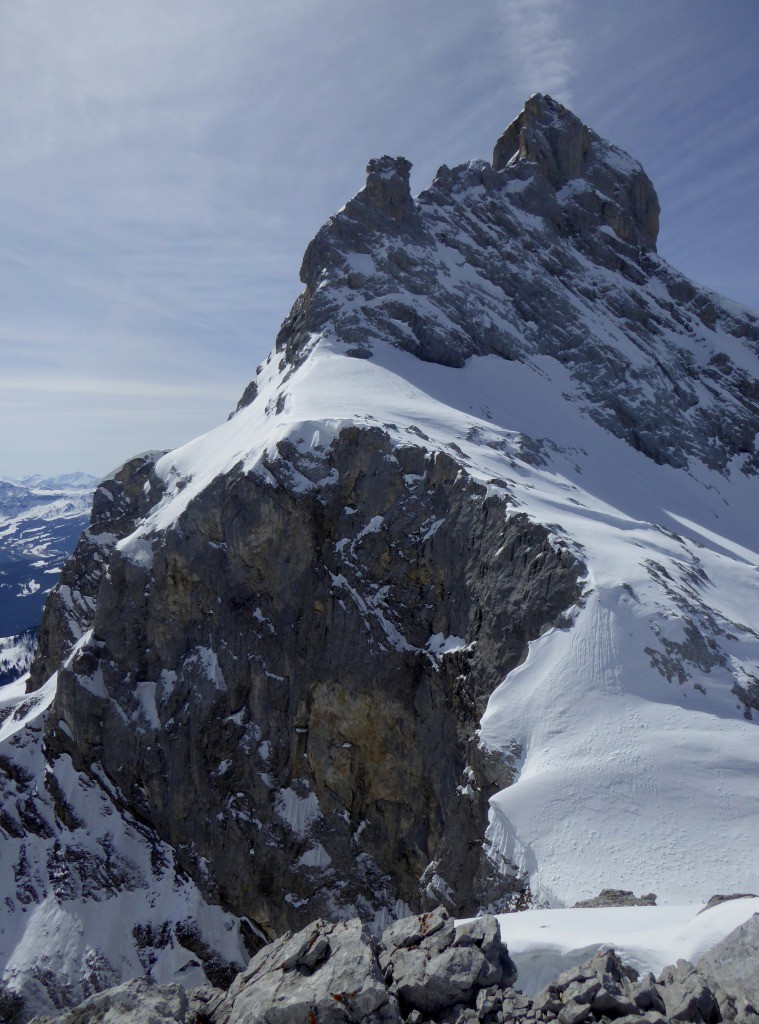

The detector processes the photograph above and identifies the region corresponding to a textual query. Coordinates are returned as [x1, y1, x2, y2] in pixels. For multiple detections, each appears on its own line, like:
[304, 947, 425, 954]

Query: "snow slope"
[0, 476, 96, 640]
[0, 632, 36, 686]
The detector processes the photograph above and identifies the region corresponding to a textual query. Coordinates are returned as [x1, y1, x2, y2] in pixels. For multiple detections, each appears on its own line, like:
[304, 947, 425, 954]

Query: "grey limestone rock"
[28, 450, 167, 693]
[574, 890, 657, 909]
[628, 973, 667, 1015]
[379, 909, 516, 1015]
[492, 93, 659, 250]
[223, 917, 400, 1024]
[22, 909, 759, 1024]
[656, 960, 720, 1023]
[557, 1002, 592, 1024]
[362, 156, 415, 223]
[188, 986, 232, 1024]
[40, 429, 581, 937]
[26, 977, 190, 1024]
[697, 913, 759, 1012]
[381, 906, 452, 951]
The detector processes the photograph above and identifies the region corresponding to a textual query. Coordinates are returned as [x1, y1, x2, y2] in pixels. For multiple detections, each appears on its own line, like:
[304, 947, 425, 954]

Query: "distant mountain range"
[0, 473, 96, 678]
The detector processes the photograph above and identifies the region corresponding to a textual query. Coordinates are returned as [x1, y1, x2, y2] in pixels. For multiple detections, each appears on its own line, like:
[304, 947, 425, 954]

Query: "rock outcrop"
[26, 909, 759, 1024]
[275, 92, 759, 473]
[379, 906, 517, 1014]
[574, 891, 658, 909]
[492, 94, 660, 251]
[221, 916, 400, 1024]
[697, 914, 759, 1012]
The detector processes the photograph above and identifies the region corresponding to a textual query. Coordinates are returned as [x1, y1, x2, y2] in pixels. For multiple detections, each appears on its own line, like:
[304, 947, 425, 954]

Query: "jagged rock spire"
[361, 155, 414, 222]
[494, 93, 660, 250]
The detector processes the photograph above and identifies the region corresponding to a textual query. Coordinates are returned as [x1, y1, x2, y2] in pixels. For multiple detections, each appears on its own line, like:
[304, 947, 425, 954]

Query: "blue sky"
[1, 0, 757, 478]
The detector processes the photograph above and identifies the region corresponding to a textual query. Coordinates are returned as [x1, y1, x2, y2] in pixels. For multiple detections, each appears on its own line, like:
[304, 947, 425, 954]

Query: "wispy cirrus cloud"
[496, 0, 575, 105]
[0, 372, 234, 400]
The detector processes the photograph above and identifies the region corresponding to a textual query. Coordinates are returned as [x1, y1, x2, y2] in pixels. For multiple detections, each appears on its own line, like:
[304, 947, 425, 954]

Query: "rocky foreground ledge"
[28, 908, 759, 1024]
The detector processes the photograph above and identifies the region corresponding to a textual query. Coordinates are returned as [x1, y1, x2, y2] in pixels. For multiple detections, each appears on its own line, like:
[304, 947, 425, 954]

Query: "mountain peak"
[493, 93, 660, 250]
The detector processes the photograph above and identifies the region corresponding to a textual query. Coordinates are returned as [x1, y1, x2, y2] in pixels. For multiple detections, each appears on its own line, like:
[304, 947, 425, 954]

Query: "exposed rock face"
[38, 428, 581, 938]
[363, 156, 415, 222]
[492, 94, 660, 250]
[26, 978, 191, 1024]
[0, 680, 247, 1024]
[29, 451, 167, 691]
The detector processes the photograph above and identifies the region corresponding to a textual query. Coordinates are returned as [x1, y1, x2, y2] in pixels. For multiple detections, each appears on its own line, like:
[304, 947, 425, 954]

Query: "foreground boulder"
[222, 917, 400, 1024]
[528, 945, 759, 1024]
[379, 906, 518, 1015]
[27, 910, 511, 1024]
[697, 913, 759, 1019]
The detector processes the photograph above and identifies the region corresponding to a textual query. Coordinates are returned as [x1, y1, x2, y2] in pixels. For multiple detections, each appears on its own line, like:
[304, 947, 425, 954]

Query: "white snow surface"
[490, 898, 759, 995]
[116, 332, 759, 907]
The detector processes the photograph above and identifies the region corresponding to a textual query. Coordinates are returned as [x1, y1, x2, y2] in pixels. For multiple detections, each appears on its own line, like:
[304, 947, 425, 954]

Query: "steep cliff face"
[39, 430, 580, 937]
[3, 94, 759, 1020]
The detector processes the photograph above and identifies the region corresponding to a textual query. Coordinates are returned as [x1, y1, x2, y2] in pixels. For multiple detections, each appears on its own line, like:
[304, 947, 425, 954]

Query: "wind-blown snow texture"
[3, 94, 758, 1017]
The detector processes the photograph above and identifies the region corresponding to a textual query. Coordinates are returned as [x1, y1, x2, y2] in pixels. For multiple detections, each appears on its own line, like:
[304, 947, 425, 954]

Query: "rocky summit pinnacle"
[281, 95, 757, 472]
[492, 93, 660, 250]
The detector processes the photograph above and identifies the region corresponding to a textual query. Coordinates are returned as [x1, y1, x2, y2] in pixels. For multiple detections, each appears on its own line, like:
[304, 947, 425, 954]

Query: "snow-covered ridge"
[105, 334, 759, 908]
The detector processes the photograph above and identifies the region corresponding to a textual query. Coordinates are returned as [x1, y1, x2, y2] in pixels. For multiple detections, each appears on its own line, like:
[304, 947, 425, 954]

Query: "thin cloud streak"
[496, 0, 575, 104]
[1, 373, 235, 400]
